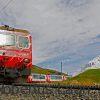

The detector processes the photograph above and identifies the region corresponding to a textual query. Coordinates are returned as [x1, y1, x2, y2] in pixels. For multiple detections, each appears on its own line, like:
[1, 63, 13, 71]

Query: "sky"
[0, 0, 100, 74]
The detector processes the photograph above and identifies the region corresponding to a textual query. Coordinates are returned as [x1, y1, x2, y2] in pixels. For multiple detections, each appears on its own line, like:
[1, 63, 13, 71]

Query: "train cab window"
[0, 33, 15, 46]
[18, 36, 29, 48]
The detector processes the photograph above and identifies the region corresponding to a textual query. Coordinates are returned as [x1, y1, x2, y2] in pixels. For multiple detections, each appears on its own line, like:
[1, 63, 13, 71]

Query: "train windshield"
[0, 33, 15, 46]
[18, 36, 29, 48]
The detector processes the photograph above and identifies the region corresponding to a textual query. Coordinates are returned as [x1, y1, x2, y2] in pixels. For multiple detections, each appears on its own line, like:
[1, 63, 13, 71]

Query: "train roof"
[0, 25, 30, 35]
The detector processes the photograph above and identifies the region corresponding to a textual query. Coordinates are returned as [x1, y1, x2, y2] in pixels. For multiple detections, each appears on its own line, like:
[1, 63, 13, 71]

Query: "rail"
[12, 83, 100, 90]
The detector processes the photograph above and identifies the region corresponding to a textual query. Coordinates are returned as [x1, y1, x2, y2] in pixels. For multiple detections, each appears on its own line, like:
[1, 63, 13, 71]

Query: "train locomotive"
[0, 25, 32, 82]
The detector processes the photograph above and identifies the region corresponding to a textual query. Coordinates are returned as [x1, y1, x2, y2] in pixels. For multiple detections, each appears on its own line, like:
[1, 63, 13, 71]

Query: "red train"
[27, 73, 67, 83]
[0, 25, 32, 82]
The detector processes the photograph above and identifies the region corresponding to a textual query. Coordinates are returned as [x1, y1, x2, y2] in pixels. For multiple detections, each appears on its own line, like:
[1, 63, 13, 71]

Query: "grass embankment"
[66, 69, 100, 86]
[31, 65, 66, 75]
[31, 66, 100, 86]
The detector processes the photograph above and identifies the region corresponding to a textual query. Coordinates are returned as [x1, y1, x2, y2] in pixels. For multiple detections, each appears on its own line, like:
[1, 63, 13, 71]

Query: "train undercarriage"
[0, 66, 31, 83]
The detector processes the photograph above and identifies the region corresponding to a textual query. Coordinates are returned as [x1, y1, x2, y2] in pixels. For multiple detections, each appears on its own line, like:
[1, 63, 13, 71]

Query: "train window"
[18, 36, 29, 48]
[57, 76, 62, 79]
[0, 34, 15, 46]
[51, 75, 62, 80]
[33, 75, 39, 79]
[51, 75, 56, 79]
[40, 75, 45, 79]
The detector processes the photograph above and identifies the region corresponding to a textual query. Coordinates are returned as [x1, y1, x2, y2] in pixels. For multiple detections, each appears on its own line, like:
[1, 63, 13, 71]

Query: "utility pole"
[61, 61, 62, 74]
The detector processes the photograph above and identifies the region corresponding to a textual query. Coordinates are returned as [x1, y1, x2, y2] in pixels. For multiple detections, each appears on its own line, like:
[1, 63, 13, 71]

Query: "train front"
[0, 25, 32, 82]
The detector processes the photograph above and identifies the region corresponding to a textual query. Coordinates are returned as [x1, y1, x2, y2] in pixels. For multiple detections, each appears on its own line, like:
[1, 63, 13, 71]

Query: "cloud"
[0, 0, 100, 72]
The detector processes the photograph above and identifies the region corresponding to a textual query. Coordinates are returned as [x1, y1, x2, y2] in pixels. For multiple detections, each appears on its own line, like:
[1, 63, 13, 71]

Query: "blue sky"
[0, 0, 100, 74]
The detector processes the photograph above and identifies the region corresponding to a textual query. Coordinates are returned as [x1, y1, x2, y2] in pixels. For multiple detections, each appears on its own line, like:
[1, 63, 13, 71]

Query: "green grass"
[69, 69, 100, 85]
[31, 66, 100, 86]
[55, 69, 100, 86]
[31, 65, 66, 75]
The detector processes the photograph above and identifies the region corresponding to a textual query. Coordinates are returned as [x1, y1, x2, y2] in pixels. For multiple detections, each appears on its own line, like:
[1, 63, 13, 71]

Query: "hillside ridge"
[31, 65, 67, 75]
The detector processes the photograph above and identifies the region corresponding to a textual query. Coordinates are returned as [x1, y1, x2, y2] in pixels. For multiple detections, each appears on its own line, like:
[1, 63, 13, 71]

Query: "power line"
[0, 0, 15, 25]
[0, 0, 8, 10]
[0, 0, 14, 14]
[61, 61, 62, 74]
[0, 0, 13, 13]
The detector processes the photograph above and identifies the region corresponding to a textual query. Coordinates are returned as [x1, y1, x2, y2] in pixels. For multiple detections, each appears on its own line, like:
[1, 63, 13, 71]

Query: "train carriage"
[27, 74, 67, 83]
[27, 73, 46, 83]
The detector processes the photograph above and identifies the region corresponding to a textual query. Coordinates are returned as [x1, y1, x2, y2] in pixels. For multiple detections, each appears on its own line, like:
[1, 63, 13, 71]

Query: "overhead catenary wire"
[0, 0, 14, 14]
[0, 0, 7, 9]
[0, 0, 15, 25]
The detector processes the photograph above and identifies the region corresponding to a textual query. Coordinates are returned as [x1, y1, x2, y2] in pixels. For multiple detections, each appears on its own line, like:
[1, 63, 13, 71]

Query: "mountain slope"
[85, 55, 100, 69]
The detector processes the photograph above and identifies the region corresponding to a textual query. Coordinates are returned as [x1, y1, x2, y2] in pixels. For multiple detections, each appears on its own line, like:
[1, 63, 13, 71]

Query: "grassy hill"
[69, 69, 100, 85]
[31, 66, 100, 86]
[31, 65, 66, 75]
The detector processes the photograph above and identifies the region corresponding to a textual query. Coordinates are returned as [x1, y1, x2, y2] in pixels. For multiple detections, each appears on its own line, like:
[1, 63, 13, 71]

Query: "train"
[0, 25, 67, 83]
[27, 73, 67, 83]
[0, 25, 32, 82]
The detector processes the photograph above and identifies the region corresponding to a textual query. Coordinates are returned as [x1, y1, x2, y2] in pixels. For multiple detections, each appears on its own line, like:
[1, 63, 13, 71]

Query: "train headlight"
[24, 58, 30, 63]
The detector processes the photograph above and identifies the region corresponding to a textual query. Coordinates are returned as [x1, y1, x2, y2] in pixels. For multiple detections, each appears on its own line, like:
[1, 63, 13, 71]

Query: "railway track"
[0, 83, 99, 99]
[0, 82, 100, 91]
[12, 83, 100, 90]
